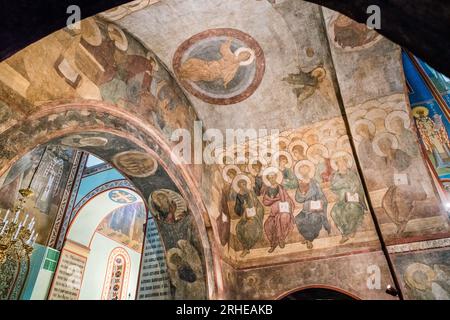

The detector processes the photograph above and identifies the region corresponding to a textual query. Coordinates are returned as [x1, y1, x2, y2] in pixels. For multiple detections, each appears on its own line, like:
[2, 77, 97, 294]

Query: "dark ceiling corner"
[0, 0, 449, 76]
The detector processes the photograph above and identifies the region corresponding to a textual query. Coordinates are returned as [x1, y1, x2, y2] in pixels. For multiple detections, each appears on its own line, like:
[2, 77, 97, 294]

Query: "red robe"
[262, 184, 294, 248]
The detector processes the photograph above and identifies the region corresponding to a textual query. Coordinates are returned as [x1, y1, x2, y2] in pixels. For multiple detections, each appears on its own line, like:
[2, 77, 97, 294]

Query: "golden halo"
[232, 174, 252, 194]
[294, 160, 316, 180]
[288, 140, 308, 158]
[262, 166, 283, 187]
[404, 263, 436, 291]
[166, 247, 184, 270]
[150, 189, 187, 222]
[385, 110, 411, 133]
[247, 157, 267, 176]
[372, 132, 399, 157]
[271, 151, 293, 168]
[337, 135, 351, 151]
[412, 106, 430, 118]
[112, 151, 158, 177]
[235, 47, 256, 66]
[61, 135, 83, 147]
[330, 151, 354, 171]
[107, 24, 128, 51]
[353, 119, 376, 142]
[80, 19, 102, 46]
[365, 108, 387, 121]
[274, 136, 290, 150]
[79, 137, 108, 147]
[222, 164, 241, 183]
[306, 144, 329, 164]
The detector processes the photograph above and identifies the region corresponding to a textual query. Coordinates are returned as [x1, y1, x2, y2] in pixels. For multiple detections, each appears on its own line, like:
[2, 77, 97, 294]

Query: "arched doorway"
[0, 136, 212, 300]
[280, 286, 359, 300]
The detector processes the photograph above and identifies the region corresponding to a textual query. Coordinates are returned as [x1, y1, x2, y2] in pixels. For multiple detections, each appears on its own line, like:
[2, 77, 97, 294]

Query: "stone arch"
[0, 101, 217, 299]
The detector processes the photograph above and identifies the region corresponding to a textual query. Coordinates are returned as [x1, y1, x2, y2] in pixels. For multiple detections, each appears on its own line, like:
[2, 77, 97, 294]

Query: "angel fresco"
[329, 151, 367, 244]
[282, 66, 332, 105]
[261, 167, 295, 253]
[232, 174, 264, 257]
[293, 160, 331, 249]
[178, 38, 253, 89]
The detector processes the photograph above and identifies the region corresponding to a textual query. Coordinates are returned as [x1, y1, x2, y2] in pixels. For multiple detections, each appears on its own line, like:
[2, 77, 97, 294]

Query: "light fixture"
[0, 188, 38, 265]
[385, 284, 399, 297]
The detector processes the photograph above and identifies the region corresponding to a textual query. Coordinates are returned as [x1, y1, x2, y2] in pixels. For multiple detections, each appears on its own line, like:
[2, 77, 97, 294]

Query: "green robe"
[330, 170, 367, 236]
[234, 190, 264, 250]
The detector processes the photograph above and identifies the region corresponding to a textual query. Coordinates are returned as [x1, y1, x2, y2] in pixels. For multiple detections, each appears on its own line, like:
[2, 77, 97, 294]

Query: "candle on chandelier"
[0, 220, 8, 235]
[23, 214, 29, 226]
[32, 233, 38, 246]
[3, 209, 10, 223]
[13, 210, 19, 223]
[13, 221, 23, 240]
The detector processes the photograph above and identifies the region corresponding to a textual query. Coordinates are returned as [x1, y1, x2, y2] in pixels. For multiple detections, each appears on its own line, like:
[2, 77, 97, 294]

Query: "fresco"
[0, 16, 198, 142]
[212, 117, 380, 266]
[173, 28, 265, 105]
[393, 248, 450, 300]
[112, 151, 158, 178]
[97, 202, 146, 253]
[403, 51, 450, 196]
[328, 13, 382, 51]
[149, 189, 207, 299]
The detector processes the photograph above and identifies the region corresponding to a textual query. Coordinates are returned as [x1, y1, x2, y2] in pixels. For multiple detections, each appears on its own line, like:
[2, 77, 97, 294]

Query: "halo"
[79, 137, 108, 147]
[412, 106, 430, 118]
[61, 135, 82, 147]
[273, 136, 290, 151]
[288, 140, 308, 159]
[372, 132, 399, 157]
[222, 164, 241, 183]
[262, 166, 283, 187]
[306, 144, 329, 164]
[353, 119, 376, 142]
[166, 247, 184, 270]
[234, 47, 256, 66]
[107, 24, 128, 51]
[321, 137, 336, 150]
[330, 151, 354, 171]
[385, 110, 411, 133]
[215, 149, 235, 165]
[247, 157, 267, 176]
[232, 174, 252, 194]
[365, 108, 387, 121]
[294, 160, 316, 180]
[349, 109, 368, 122]
[80, 19, 102, 46]
[303, 132, 319, 145]
[336, 135, 351, 151]
[150, 189, 187, 222]
[112, 151, 158, 177]
[271, 151, 293, 168]
[404, 263, 436, 291]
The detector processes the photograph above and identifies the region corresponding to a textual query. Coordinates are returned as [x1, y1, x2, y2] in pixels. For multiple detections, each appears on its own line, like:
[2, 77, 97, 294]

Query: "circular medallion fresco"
[173, 28, 265, 105]
[112, 150, 158, 178]
[108, 189, 137, 204]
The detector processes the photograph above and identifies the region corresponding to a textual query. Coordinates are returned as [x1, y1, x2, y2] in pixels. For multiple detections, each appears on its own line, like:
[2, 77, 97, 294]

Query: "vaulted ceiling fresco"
[1, 0, 450, 300]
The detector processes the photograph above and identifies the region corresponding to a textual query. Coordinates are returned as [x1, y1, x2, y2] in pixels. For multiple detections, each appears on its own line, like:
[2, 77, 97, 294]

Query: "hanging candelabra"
[0, 188, 38, 265]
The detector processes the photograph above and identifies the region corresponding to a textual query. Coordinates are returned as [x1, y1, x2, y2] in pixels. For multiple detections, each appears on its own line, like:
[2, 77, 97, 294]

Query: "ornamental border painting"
[173, 28, 265, 105]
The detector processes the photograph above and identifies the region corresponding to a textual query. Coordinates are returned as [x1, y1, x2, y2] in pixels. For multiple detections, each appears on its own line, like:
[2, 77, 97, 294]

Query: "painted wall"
[79, 232, 141, 300]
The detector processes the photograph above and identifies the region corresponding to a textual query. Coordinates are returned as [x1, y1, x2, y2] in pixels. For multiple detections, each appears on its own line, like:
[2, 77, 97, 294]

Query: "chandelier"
[0, 188, 38, 265]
